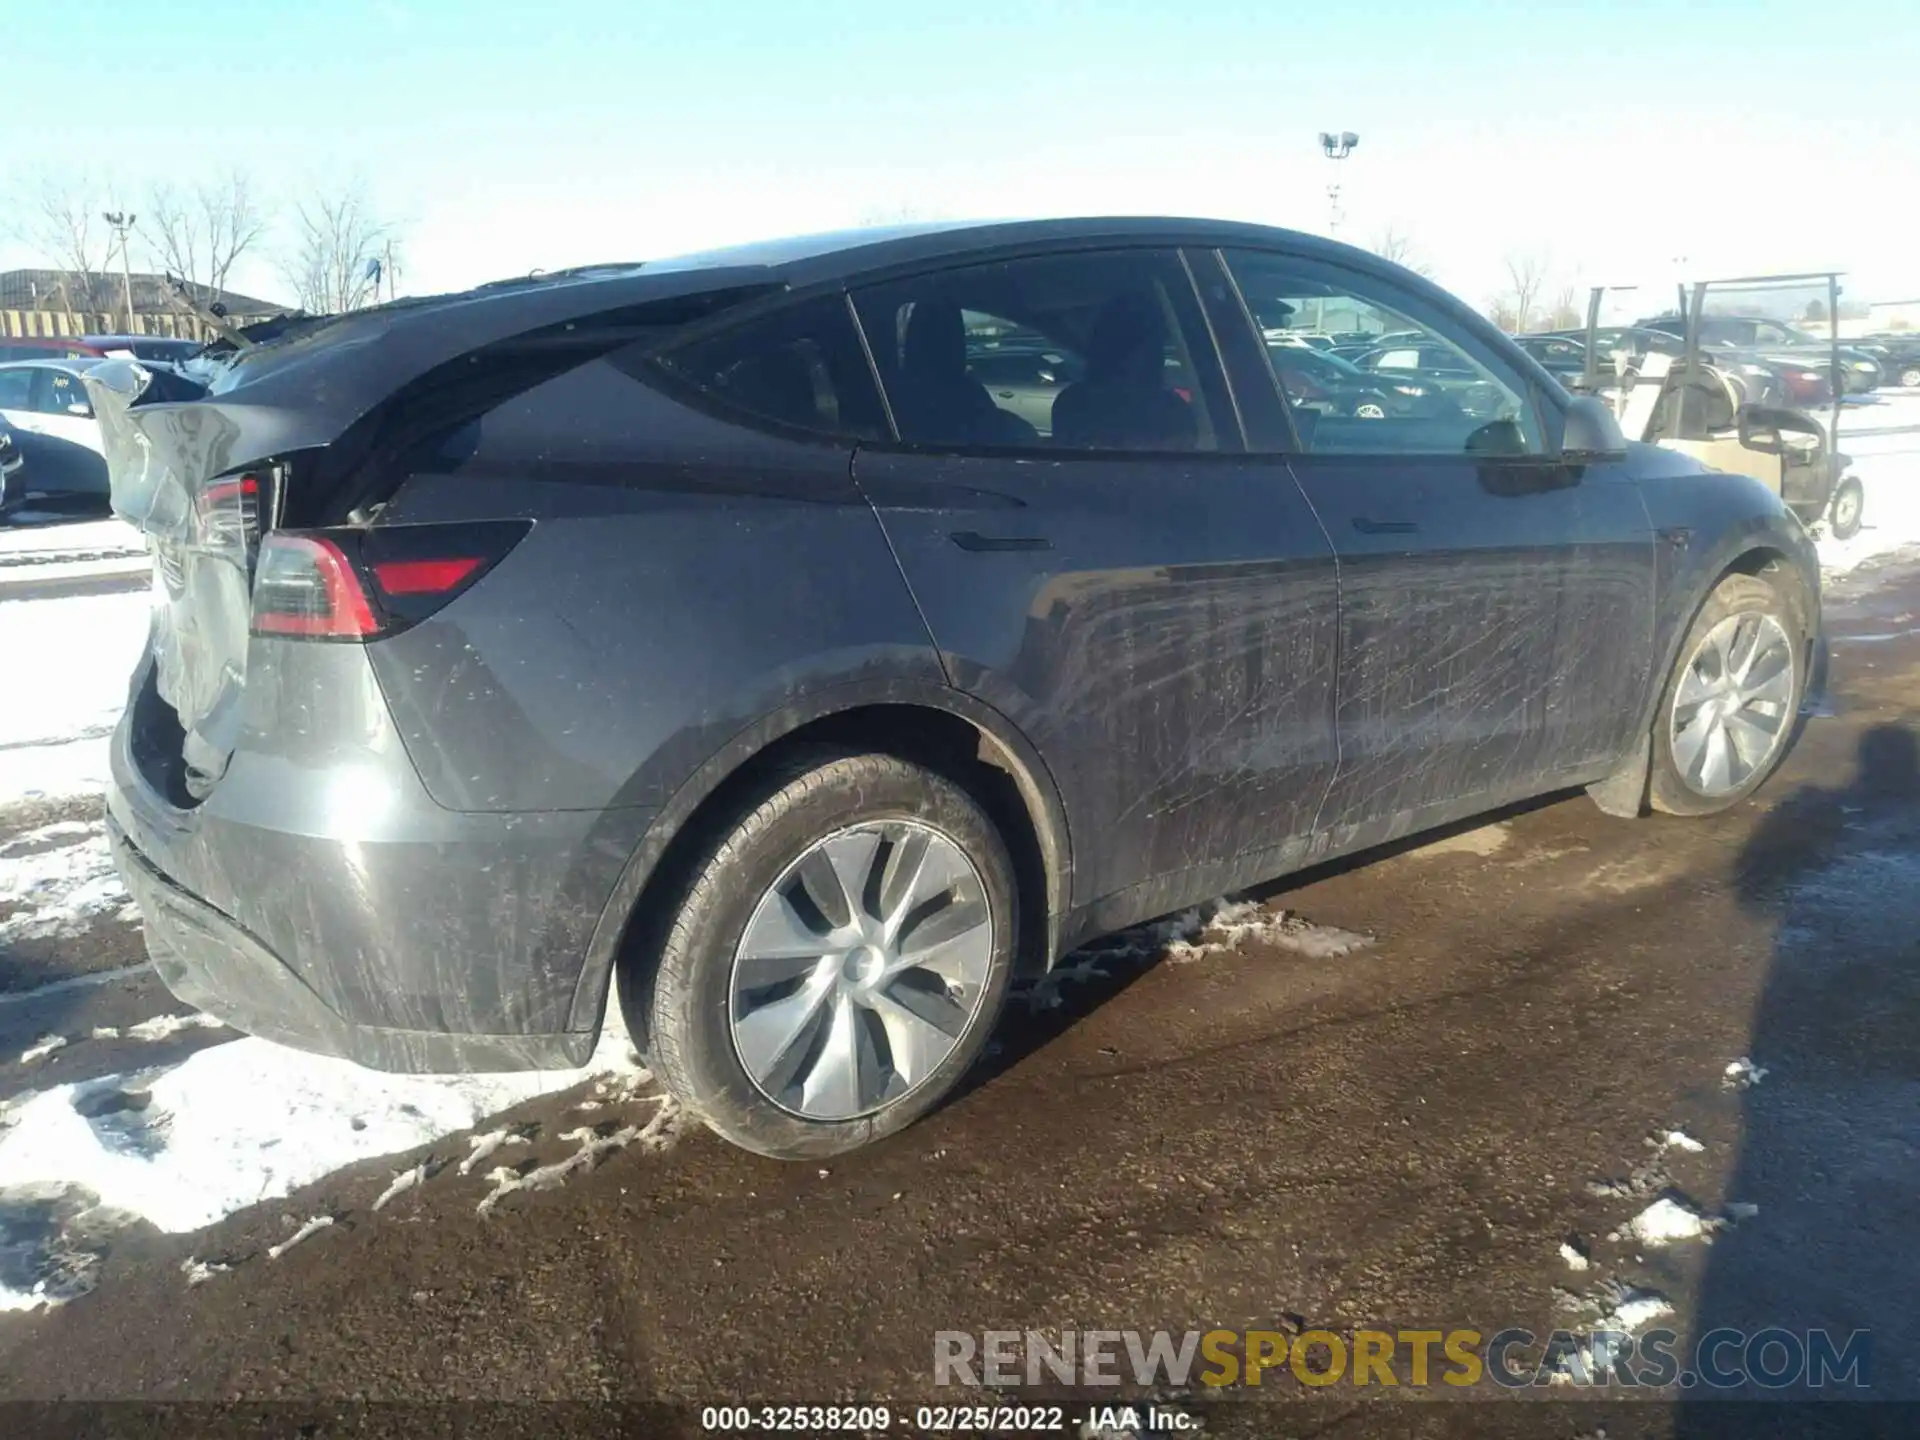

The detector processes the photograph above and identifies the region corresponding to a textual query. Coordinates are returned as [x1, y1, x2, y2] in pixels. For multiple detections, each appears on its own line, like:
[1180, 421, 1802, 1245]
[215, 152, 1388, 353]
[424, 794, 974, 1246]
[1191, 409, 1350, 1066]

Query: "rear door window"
[853, 248, 1232, 453]
[654, 294, 889, 441]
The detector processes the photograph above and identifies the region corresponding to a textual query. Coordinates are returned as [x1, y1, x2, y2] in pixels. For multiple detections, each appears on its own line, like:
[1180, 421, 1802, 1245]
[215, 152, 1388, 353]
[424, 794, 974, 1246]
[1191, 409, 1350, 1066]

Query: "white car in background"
[0, 359, 107, 456]
[0, 359, 112, 510]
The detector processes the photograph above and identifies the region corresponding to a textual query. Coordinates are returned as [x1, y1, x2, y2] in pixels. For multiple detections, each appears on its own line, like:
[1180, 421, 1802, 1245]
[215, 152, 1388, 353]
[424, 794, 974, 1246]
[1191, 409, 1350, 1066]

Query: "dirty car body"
[90, 218, 1825, 1152]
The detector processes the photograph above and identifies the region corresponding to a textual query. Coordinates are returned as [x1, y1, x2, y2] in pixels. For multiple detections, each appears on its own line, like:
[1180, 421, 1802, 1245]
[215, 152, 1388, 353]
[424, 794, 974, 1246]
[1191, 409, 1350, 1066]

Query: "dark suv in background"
[89, 219, 1823, 1160]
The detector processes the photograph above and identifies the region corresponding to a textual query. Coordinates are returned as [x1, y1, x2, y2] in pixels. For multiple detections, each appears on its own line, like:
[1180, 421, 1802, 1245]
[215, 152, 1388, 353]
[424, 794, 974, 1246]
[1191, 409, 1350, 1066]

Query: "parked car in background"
[88, 217, 1823, 1162]
[1265, 341, 1452, 419]
[0, 414, 22, 510]
[1855, 334, 1920, 389]
[1514, 333, 1589, 383]
[0, 337, 109, 362]
[1561, 326, 1827, 409]
[1348, 340, 1510, 416]
[77, 334, 207, 363]
[0, 360, 106, 455]
[0, 359, 111, 508]
[1636, 313, 1882, 394]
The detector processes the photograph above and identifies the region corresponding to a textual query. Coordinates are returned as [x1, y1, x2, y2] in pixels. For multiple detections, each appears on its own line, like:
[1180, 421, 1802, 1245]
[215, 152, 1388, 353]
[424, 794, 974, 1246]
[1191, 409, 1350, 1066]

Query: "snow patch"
[1547, 1281, 1674, 1384]
[1618, 1195, 1719, 1247]
[0, 993, 653, 1311]
[18, 1035, 67, 1065]
[1816, 445, 1920, 575]
[371, 1162, 427, 1213]
[475, 1097, 683, 1216]
[458, 1126, 533, 1176]
[0, 589, 152, 804]
[1723, 1057, 1769, 1089]
[0, 819, 138, 945]
[123, 1012, 225, 1043]
[1163, 900, 1372, 963]
[1559, 1240, 1591, 1271]
[179, 1256, 230, 1287]
[267, 1214, 335, 1260]
[1658, 1128, 1705, 1153]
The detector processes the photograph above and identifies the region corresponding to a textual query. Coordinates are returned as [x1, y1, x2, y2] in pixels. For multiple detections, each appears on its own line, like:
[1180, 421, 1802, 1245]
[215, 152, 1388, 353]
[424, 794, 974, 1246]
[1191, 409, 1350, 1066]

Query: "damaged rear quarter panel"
[364, 355, 950, 816]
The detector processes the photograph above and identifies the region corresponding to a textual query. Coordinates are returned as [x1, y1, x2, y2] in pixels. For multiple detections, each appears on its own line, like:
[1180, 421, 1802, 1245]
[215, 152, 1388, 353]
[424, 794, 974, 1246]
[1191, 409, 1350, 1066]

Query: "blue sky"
[6, 0, 1915, 310]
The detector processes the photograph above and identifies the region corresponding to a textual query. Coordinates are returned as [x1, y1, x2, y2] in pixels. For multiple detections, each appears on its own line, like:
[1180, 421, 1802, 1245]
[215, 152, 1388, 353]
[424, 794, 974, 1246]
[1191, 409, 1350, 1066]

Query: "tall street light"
[102, 210, 138, 332]
[1318, 131, 1359, 237]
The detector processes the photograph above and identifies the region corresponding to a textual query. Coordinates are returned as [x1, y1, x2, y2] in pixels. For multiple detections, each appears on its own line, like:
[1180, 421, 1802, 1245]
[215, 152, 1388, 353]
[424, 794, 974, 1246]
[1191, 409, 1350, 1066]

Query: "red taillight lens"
[370, 557, 483, 595]
[250, 521, 530, 642]
[251, 535, 379, 639]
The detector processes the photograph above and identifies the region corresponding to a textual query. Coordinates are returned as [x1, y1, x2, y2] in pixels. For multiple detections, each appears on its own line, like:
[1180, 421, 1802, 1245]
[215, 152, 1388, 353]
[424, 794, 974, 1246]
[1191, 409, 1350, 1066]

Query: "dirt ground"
[2, 557, 1918, 1440]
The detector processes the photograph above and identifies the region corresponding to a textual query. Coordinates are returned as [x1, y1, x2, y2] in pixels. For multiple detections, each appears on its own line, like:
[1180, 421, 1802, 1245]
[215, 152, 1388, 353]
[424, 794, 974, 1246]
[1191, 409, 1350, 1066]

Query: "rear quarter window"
[653, 294, 888, 441]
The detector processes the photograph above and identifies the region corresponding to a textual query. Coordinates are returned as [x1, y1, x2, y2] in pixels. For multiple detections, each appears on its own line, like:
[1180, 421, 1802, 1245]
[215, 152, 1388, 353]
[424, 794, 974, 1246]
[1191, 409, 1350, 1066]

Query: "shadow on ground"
[1674, 722, 1920, 1436]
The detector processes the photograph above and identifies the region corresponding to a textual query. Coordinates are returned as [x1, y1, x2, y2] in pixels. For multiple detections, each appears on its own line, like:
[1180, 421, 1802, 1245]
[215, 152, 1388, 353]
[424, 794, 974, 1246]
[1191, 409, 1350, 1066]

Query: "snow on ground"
[0, 817, 137, 948]
[0, 1002, 649, 1311]
[0, 587, 151, 805]
[1617, 1195, 1717, 1247]
[0, 517, 149, 585]
[1819, 392, 1920, 574]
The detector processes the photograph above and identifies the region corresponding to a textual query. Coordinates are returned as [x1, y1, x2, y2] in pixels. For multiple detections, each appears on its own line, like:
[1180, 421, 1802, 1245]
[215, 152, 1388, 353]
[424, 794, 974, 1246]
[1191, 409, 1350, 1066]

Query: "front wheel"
[1900, 364, 1920, 389]
[1649, 574, 1803, 817]
[635, 748, 1018, 1159]
[1829, 476, 1865, 541]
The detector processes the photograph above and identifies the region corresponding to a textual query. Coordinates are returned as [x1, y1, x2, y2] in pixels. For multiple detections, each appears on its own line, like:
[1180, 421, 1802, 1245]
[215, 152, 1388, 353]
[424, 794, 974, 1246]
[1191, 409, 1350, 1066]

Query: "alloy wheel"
[1668, 612, 1796, 798]
[729, 821, 995, 1121]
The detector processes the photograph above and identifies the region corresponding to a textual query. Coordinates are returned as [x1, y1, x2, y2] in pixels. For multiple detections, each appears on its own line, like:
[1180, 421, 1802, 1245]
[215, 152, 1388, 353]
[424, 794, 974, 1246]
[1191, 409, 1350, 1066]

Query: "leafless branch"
[280, 185, 395, 314]
[1499, 250, 1551, 334]
[145, 171, 271, 301]
[1369, 225, 1434, 278]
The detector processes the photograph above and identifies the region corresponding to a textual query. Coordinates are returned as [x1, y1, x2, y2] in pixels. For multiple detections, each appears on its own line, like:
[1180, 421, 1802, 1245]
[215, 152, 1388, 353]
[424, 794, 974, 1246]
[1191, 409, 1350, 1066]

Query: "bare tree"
[1483, 293, 1520, 334]
[281, 186, 395, 313]
[1498, 250, 1551, 333]
[1369, 224, 1433, 278]
[144, 171, 271, 302]
[1546, 281, 1583, 331]
[4, 175, 120, 317]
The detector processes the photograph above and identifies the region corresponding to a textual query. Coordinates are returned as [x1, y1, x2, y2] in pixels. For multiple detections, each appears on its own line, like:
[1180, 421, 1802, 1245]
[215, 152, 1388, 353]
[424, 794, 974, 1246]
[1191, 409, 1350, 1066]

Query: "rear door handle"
[950, 531, 1052, 552]
[1351, 517, 1419, 535]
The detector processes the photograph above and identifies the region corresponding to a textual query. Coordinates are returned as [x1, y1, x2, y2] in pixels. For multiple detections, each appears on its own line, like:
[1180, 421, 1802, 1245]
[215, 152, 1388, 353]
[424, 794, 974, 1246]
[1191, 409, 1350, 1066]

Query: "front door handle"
[950, 531, 1052, 552]
[1352, 517, 1419, 535]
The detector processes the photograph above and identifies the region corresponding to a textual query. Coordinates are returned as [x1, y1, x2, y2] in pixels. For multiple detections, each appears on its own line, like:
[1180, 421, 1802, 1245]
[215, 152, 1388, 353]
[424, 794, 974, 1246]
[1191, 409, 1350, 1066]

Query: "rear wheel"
[1649, 575, 1803, 817]
[1829, 476, 1865, 541]
[1352, 394, 1389, 420]
[1900, 364, 1920, 389]
[635, 748, 1017, 1159]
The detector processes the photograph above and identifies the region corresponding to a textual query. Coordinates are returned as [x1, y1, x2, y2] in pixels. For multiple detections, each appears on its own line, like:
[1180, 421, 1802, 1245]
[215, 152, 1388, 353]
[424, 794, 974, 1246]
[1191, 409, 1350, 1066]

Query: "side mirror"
[1560, 395, 1628, 461]
[1737, 404, 1824, 458]
[66, 402, 92, 417]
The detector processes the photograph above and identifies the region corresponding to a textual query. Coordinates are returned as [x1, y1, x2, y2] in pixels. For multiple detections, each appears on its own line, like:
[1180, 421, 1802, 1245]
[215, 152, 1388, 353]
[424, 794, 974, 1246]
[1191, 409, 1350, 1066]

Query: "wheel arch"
[1594, 535, 1819, 818]
[566, 682, 1073, 1040]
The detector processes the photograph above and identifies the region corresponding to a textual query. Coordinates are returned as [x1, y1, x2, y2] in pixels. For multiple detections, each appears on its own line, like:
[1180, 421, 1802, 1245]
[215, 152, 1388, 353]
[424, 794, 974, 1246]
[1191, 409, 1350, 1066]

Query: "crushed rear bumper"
[105, 649, 652, 1075]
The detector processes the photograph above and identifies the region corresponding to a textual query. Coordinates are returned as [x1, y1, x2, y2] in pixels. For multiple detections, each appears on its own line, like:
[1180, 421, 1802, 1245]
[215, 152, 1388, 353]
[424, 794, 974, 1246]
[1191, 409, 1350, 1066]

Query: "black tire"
[1829, 477, 1865, 542]
[1649, 574, 1804, 817]
[1351, 392, 1389, 420]
[1900, 364, 1920, 389]
[633, 747, 1018, 1160]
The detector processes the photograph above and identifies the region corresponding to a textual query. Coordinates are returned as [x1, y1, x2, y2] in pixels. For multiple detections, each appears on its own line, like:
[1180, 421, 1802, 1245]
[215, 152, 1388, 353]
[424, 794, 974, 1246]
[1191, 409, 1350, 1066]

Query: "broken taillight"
[250, 521, 530, 641]
[194, 472, 262, 551]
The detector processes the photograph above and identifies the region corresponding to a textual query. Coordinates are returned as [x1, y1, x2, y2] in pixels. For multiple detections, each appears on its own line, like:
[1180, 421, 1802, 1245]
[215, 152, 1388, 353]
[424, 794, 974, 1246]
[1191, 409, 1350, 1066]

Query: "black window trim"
[842, 241, 1251, 462]
[1212, 244, 1564, 460]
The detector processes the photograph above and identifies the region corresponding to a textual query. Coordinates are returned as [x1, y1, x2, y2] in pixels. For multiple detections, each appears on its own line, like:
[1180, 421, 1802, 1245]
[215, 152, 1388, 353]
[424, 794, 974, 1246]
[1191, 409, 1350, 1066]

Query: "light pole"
[1318, 131, 1359, 238]
[102, 210, 137, 332]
